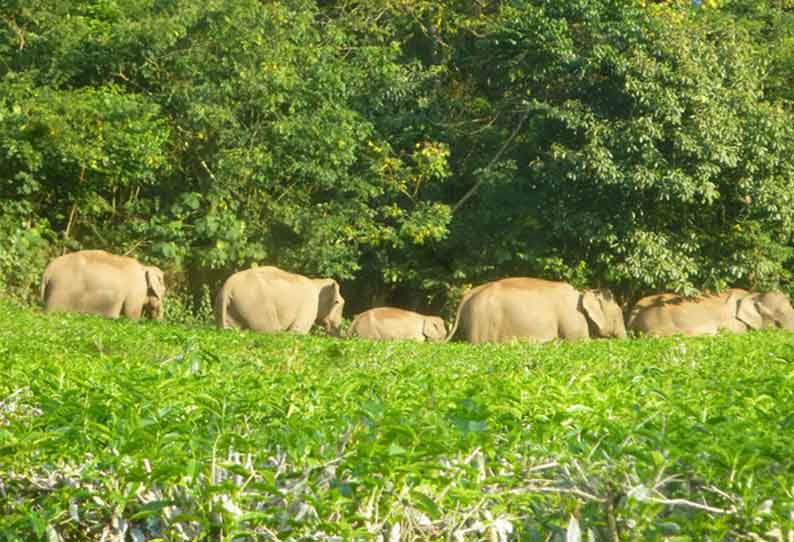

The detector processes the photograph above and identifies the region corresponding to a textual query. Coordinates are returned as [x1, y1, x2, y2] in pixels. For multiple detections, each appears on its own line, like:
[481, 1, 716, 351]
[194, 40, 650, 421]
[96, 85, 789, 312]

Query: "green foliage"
[3, 300, 794, 540]
[0, 205, 52, 303]
[442, 1, 794, 296]
[165, 284, 215, 326]
[2, 0, 794, 311]
[0, 73, 170, 253]
[715, 0, 794, 106]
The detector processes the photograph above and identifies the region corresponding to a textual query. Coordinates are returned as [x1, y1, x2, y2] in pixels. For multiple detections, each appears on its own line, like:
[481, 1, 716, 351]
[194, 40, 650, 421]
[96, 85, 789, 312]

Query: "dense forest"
[2, 0, 794, 317]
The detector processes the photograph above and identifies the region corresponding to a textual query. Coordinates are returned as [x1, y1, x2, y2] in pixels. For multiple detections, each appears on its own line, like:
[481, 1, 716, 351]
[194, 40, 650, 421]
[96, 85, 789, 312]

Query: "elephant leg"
[247, 305, 282, 332]
[289, 312, 315, 334]
[68, 290, 122, 318]
[46, 286, 85, 313]
[290, 300, 319, 334]
[466, 318, 492, 343]
[43, 289, 68, 312]
[122, 298, 143, 320]
[723, 319, 749, 334]
[102, 297, 124, 319]
[558, 316, 589, 340]
[499, 304, 558, 342]
[559, 326, 589, 340]
[222, 300, 244, 329]
[288, 321, 312, 334]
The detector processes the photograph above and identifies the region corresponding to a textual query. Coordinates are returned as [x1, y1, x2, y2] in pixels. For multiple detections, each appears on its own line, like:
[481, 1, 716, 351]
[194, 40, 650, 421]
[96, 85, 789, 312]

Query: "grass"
[2, 298, 794, 541]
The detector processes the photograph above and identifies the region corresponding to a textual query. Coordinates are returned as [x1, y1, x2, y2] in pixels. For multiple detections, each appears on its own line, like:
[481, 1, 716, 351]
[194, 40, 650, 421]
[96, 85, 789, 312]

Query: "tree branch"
[63, 166, 86, 253]
[646, 497, 735, 515]
[450, 108, 530, 214]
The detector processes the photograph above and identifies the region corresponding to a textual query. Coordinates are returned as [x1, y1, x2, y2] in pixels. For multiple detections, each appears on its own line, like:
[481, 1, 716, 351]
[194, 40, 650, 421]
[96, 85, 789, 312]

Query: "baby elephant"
[347, 307, 446, 342]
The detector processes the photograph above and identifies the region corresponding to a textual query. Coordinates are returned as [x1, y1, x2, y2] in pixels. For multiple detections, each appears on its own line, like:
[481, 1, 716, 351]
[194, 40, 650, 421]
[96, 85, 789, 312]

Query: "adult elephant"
[41, 250, 166, 320]
[628, 289, 794, 336]
[347, 307, 446, 342]
[446, 277, 626, 343]
[215, 266, 344, 335]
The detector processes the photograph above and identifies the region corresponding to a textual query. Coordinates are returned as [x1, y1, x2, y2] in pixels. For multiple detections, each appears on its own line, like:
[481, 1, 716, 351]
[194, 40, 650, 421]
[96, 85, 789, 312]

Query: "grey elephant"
[41, 250, 166, 320]
[446, 277, 627, 343]
[347, 307, 446, 342]
[215, 266, 344, 335]
[628, 289, 794, 336]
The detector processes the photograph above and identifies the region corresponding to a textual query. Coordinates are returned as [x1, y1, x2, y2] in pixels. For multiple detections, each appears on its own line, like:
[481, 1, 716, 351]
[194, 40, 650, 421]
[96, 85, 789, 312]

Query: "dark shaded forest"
[3, 0, 794, 317]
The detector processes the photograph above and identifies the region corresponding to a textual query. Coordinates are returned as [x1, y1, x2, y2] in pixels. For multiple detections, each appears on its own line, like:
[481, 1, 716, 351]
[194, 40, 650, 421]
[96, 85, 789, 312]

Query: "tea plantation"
[2, 299, 794, 541]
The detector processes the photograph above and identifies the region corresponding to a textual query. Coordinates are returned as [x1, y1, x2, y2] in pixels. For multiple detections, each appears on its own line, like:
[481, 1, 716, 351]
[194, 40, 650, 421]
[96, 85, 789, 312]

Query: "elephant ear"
[435, 318, 447, 337]
[736, 295, 764, 329]
[581, 291, 608, 336]
[422, 318, 445, 339]
[145, 267, 166, 300]
[317, 280, 340, 319]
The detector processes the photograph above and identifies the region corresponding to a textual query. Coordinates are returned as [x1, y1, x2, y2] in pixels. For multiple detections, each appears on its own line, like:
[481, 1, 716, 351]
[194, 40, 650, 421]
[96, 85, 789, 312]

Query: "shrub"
[0, 206, 53, 303]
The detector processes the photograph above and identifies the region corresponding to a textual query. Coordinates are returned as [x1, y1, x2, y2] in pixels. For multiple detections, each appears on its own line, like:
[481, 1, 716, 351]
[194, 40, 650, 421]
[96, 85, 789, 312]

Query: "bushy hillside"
[2, 299, 794, 541]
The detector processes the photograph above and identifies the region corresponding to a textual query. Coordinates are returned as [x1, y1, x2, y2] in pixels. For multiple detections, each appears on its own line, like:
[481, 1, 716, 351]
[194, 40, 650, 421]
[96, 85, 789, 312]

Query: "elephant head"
[736, 291, 794, 331]
[315, 279, 345, 335]
[581, 289, 627, 338]
[143, 266, 166, 320]
[422, 316, 447, 341]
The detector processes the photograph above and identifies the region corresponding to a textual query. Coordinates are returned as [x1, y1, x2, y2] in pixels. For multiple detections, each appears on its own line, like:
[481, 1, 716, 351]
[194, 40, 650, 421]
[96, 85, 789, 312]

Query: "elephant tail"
[214, 283, 230, 329]
[445, 285, 481, 342]
[40, 265, 53, 306]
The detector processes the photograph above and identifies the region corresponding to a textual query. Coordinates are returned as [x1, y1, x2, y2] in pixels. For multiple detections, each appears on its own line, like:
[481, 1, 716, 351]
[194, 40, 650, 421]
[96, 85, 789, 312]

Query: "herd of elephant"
[39, 250, 794, 343]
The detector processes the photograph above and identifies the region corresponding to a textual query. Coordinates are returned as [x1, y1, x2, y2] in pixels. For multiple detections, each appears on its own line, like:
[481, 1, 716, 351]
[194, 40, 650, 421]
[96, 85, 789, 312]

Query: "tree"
[1, 0, 456, 311]
[437, 1, 794, 299]
[711, 0, 794, 106]
[2, 0, 794, 312]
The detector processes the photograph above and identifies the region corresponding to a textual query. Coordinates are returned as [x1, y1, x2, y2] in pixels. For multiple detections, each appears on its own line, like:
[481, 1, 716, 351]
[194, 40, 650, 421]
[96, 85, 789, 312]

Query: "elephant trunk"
[154, 302, 165, 321]
[144, 296, 165, 320]
[324, 318, 343, 337]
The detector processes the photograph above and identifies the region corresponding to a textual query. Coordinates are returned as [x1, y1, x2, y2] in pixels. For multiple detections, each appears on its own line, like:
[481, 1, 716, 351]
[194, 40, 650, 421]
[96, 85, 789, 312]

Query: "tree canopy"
[2, 0, 794, 313]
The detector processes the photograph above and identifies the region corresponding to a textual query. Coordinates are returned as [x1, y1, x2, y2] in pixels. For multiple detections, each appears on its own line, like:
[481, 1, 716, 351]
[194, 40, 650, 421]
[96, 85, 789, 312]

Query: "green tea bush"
[2, 299, 794, 541]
